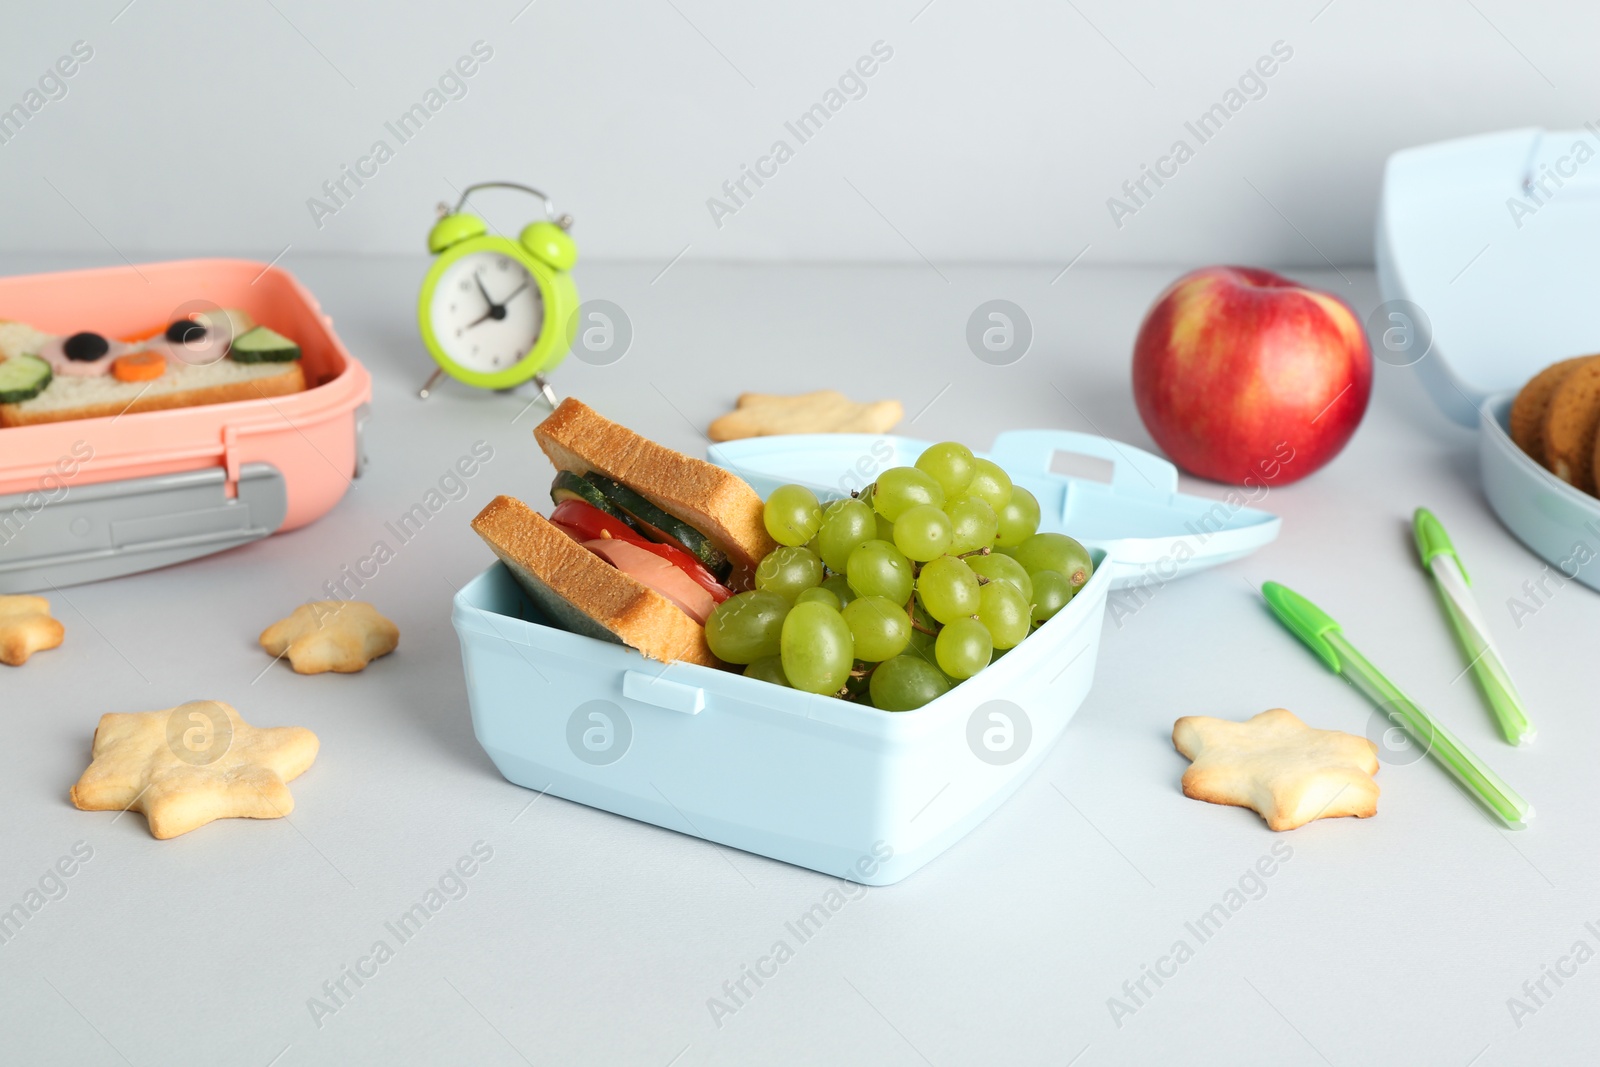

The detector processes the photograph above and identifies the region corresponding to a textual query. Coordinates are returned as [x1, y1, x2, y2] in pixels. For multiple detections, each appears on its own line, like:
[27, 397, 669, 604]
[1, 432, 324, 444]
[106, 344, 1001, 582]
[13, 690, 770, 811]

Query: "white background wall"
[1, 0, 1593, 266]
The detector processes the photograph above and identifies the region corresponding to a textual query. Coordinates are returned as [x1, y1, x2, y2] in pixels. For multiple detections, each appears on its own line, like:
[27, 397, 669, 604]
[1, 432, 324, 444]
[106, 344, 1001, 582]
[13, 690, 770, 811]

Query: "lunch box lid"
[1376, 127, 1600, 427]
[708, 429, 1280, 588]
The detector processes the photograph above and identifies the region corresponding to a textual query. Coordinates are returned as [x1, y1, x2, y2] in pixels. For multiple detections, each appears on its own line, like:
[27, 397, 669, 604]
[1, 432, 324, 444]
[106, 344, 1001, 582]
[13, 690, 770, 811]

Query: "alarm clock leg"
[418, 367, 447, 400]
[534, 374, 559, 408]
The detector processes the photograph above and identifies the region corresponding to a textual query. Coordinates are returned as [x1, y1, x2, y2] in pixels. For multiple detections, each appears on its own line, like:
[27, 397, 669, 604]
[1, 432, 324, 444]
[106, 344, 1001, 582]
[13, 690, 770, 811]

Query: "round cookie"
[1511, 356, 1593, 466]
[1542, 357, 1600, 493]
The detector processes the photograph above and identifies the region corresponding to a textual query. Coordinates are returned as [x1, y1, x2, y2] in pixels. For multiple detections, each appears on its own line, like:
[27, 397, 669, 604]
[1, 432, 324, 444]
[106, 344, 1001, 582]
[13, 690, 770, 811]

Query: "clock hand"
[472, 271, 500, 312]
[464, 307, 497, 329]
[500, 281, 530, 302]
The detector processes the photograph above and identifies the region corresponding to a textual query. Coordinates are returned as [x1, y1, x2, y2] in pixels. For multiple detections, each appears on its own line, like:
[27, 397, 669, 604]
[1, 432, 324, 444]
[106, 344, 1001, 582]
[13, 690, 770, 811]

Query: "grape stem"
[905, 595, 937, 635]
[958, 547, 993, 559]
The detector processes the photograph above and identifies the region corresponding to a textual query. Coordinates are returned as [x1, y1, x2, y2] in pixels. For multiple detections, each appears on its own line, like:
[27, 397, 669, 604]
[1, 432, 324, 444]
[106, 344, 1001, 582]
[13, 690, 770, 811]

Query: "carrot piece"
[111, 350, 167, 382]
[119, 324, 167, 343]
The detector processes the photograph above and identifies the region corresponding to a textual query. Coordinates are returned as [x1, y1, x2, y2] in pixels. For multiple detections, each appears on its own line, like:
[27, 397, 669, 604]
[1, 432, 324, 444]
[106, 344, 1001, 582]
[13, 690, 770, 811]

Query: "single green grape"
[872, 466, 944, 521]
[1030, 568, 1074, 625]
[764, 484, 823, 547]
[705, 590, 791, 664]
[869, 654, 951, 711]
[965, 458, 1013, 512]
[744, 655, 791, 687]
[841, 595, 913, 662]
[796, 586, 840, 609]
[978, 580, 1031, 649]
[816, 498, 877, 573]
[820, 573, 856, 607]
[846, 539, 914, 604]
[915, 554, 981, 624]
[893, 504, 953, 562]
[754, 546, 824, 600]
[994, 485, 1041, 547]
[838, 598, 915, 662]
[1008, 533, 1093, 589]
[914, 442, 975, 499]
[935, 617, 993, 680]
[780, 601, 854, 695]
[945, 496, 999, 555]
[968, 551, 1032, 604]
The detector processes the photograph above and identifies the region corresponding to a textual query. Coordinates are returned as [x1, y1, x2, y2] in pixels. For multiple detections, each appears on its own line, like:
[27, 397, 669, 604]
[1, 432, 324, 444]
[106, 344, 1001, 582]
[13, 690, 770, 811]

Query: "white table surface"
[2, 256, 1591, 1067]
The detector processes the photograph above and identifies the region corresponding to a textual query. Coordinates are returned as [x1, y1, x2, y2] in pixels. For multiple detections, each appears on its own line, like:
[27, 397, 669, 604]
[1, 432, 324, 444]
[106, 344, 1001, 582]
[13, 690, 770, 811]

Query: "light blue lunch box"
[451, 430, 1278, 884]
[1378, 127, 1600, 590]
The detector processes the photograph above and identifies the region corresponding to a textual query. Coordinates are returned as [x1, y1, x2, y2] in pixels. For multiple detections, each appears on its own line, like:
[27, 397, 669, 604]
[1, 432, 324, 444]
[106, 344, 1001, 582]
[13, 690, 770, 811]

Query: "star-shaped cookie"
[260, 600, 398, 674]
[1172, 708, 1379, 831]
[0, 594, 64, 666]
[70, 700, 319, 839]
[707, 390, 904, 441]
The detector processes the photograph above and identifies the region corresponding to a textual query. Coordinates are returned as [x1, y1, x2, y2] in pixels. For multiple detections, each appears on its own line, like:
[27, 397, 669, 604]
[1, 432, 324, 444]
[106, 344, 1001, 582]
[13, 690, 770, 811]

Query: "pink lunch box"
[0, 259, 370, 592]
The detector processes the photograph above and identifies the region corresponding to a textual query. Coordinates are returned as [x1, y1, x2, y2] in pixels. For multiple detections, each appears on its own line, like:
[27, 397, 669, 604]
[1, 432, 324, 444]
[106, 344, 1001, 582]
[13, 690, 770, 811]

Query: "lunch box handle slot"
[623, 670, 706, 715]
[987, 430, 1176, 500]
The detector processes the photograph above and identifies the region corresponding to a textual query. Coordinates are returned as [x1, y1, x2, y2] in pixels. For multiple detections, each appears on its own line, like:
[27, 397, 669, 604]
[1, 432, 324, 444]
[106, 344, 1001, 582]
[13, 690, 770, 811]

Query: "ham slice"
[580, 538, 717, 624]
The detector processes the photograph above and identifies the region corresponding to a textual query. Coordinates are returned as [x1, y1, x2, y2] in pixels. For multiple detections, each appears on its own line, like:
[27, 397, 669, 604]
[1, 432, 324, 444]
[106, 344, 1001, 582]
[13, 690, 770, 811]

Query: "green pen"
[1261, 581, 1533, 829]
[1413, 508, 1534, 745]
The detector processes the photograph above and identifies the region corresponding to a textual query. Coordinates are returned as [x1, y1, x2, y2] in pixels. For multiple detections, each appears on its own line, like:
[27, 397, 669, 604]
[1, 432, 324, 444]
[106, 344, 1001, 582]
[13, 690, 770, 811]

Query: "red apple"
[1131, 266, 1371, 486]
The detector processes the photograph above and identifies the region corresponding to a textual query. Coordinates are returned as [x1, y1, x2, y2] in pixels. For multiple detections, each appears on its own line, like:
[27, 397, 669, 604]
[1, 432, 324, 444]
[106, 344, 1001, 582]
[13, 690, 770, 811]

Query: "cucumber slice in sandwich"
[550, 471, 636, 527]
[0, 354, 52, 403]
[230, 325, 301, 363]
[583, 472, 731, 579]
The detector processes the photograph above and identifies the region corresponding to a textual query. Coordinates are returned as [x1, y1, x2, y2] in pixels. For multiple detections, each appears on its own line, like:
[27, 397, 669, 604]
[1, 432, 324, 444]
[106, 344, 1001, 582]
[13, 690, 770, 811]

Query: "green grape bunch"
[704, 442, 1095, 711]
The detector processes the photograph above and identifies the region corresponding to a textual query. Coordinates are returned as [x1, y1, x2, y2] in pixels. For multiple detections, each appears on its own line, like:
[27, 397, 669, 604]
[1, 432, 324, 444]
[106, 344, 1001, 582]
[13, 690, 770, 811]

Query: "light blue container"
[1378, 128, 1600, 591]
[452, 429, 1278, 884]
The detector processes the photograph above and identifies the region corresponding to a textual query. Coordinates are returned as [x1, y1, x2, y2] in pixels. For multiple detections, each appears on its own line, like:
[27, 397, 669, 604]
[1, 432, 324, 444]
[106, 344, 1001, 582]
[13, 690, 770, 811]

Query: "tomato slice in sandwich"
[549, 499, 733, 607]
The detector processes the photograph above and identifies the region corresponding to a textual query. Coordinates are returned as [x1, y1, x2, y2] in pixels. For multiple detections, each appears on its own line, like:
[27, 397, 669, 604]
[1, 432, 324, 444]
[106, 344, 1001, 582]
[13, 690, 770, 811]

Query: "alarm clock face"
[428, 250, 545, 374]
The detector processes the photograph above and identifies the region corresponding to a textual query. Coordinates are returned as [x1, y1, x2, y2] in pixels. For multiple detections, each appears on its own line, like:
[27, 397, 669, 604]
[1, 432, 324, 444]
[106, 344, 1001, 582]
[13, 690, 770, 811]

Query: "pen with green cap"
[1413, 507, 1534, 745]
[1260, 580, 1534, 828]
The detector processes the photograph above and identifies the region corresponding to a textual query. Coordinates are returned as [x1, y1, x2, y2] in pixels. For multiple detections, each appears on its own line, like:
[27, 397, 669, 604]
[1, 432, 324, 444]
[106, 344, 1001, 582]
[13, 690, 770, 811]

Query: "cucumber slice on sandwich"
[583, 472, 731, 579]
[230, 325, 301, 363]
[0, 354, 52, 403]
[551, 471, 636, 527]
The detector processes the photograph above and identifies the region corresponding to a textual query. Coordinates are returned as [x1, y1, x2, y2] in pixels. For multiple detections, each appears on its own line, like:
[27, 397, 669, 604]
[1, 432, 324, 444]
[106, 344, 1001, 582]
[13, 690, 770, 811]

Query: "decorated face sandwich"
[0, 309, 304, 427]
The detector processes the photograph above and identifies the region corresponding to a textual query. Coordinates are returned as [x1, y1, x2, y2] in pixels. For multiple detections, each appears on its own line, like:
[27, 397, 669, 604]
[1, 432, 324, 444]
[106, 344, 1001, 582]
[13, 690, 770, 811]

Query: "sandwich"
[0, 310, 304, 428]
[471, 398, 776, 667]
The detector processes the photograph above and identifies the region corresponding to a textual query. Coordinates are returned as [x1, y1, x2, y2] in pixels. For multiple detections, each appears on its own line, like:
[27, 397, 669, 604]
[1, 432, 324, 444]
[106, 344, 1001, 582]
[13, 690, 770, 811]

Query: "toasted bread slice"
[471, 495, 720, 667]
[0, 360, 305, 427]
[534, 398, 776, 575]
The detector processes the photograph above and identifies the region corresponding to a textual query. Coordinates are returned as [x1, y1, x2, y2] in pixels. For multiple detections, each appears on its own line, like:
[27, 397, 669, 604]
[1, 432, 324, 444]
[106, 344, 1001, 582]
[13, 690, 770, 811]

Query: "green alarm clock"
[417, 181, 578, 404]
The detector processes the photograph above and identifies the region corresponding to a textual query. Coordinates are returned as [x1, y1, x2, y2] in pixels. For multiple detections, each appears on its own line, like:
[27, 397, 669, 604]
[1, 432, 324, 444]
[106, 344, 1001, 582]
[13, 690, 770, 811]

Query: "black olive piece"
[63, 332, 110, 361]
[165, 319, 207, 344]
